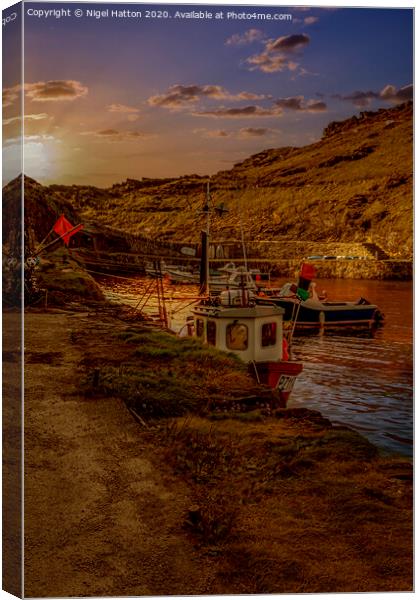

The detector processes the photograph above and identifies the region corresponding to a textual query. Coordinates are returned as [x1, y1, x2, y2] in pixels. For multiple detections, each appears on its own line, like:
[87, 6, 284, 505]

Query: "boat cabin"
[192, 301, 286, 364]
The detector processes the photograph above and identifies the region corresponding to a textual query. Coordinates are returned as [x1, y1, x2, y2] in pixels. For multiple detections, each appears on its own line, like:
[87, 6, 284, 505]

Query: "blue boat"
[255, 283, 384, 331]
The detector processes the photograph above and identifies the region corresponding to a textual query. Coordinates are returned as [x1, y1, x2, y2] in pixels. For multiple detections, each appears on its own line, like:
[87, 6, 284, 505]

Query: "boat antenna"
[235, 189, 248, 272]
[199, 180, 211, 296]
[239, 210, 248, 272]
[206, 180, 211, 239]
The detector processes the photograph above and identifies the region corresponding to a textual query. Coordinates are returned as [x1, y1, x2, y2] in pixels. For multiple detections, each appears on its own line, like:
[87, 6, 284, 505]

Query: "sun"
[23, 137, 59, 182]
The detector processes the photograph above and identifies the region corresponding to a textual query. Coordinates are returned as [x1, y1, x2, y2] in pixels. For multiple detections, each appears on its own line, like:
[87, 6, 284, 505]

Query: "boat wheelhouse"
[193, 303, 284, 362]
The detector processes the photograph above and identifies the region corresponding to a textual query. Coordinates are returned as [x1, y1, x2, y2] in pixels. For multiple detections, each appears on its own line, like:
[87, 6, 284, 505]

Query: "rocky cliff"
[49, 101, 412, 259]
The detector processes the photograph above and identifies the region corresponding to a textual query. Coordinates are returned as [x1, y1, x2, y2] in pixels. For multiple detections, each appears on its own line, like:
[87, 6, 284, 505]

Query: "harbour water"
[289, 279, 413, 457]
[95, 274, 413, 457]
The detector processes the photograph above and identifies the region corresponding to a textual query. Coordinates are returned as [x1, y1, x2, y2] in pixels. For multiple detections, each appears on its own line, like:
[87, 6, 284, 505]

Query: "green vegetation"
[36, 247, 104, 303]
[86, 326, 262, 417]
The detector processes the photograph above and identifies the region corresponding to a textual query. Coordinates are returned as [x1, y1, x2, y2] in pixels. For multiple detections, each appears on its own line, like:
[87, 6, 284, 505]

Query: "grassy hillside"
[52, 102, 412, 259]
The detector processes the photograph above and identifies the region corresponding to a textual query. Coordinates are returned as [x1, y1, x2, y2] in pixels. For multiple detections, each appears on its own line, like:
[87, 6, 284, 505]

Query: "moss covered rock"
[36, 247, 104, 303]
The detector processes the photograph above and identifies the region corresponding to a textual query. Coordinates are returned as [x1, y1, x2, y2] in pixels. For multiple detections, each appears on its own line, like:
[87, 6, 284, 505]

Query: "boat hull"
[252, 360, 304, 407]
[256, 297, 380, 330]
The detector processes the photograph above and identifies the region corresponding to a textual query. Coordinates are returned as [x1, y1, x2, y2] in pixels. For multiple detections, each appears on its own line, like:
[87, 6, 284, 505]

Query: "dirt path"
[23, 312, 217, 597]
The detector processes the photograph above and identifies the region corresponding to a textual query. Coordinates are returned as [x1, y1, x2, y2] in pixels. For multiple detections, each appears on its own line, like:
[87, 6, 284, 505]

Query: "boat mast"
[199, 180, 211, 296]
[239, 210, 248, 272]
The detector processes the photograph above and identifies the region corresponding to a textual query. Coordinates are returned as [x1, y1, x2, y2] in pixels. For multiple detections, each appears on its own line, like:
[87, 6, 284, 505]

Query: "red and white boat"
[189, 287, 303, 407]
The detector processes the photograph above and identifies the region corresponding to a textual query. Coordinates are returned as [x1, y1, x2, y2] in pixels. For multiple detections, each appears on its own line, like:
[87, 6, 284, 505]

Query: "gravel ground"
[22, 310, 218, 597]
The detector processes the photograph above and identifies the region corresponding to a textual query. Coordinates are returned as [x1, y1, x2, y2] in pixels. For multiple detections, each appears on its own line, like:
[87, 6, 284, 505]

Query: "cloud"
[82, 128, 152, 142]
[290, 67, 318, 79]
[3, 80, 88, 107]
[274, 96, 304, 110]
[3, 113, 50, 126]
[24, 134, 55, 142]
[332, 90, 378, 107]
[192, 105, 283, 118]
[225, 28, 265, 46]
[275, 96, 327, 112]
[2, 85, 21, 108]
[4, 134, 56, 147]
[238, 127, 274, 138]
[333, 84, 413, 107]
[294, 15, 319, 25]
[107, 103, 140, 114]
[194, 128, 231, 138]
[25, 80, 88, 102]
[379, 84, 413, 104]
[306, 100, 327, 111]
[148, 84, 266, 109]
[96, 129, 120, 136]
[267, 34, 310, 53]
[246, 34, 310, 73]
[194, 127, 277, 138]
[107, 103, 141, 122]
[3, 136, 21, 147]
[246, 53, 298, 73]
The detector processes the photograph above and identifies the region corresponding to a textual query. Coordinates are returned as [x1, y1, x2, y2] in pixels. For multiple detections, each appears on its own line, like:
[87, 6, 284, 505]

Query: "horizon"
[3, 98, 413, 190]
[2, 3, 413, 187]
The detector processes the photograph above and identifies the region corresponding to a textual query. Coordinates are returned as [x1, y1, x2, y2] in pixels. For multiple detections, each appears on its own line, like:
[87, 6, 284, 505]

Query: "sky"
[2, 1, 414, 186]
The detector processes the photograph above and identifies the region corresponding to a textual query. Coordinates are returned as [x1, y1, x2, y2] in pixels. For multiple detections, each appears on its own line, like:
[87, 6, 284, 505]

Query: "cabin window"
[226, 322, 248, 351]
[196, 319, 204, 338]
[206, 321, 216, 346]
[261, 322, 277, 347]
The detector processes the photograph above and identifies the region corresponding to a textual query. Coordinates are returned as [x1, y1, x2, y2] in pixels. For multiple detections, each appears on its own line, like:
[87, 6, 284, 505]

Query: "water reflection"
[96, 274, 413, 457]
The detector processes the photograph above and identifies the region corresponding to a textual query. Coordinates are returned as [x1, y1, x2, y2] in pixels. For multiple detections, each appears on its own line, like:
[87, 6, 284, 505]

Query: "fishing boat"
[216, 262, 270, 282]
[256, 281, 384, 331]
[181, 182, 302, 407]
[187, 285, 303, 406]
[164, 263, 230, 285]
[164, 265, 201, 284]
[208, 267, 259, 292]
[145, 261, 184, 278]
[164, 262, 267, 287]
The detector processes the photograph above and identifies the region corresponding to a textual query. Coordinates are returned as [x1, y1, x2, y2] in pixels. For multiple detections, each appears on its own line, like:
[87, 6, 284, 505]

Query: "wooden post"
[319, 311, 325, 336]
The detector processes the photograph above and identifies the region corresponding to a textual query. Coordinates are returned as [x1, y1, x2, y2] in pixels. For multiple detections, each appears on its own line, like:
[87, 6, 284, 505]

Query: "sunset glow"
[2, 3, 413, 186]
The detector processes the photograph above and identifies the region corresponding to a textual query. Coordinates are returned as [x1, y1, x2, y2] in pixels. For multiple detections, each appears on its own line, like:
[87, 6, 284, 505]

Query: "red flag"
[300, 262, 316, 281]
[53, 215, 83, 246]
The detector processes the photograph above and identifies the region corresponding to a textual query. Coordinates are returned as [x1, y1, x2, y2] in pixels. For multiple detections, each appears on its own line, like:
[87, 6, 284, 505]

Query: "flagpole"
[34, 225, 55, 254]
[35, 224, 83, 255]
